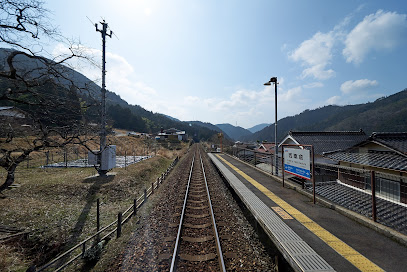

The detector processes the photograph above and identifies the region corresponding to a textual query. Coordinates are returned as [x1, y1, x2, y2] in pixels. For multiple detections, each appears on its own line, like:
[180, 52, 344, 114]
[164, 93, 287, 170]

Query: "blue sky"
[44, 0, 407, 129]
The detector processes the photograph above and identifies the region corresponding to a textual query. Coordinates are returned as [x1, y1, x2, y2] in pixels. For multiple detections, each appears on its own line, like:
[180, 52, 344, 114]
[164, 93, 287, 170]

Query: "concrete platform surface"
[209, 153, 407, 272]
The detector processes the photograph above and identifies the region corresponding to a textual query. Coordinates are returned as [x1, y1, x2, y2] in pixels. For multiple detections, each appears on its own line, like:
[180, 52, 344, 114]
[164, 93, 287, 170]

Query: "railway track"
[169, 146, 226, 272]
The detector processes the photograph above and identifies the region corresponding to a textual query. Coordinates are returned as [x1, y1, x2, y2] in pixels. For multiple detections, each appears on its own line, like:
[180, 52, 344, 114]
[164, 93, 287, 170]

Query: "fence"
[310, 163, 407, 234]
[225, 146, 282, 175]
[225, 146, 407, 235]
[22, 147, 90, 169]
[21, 147, 153, 169]
[29, 156, 179, 272]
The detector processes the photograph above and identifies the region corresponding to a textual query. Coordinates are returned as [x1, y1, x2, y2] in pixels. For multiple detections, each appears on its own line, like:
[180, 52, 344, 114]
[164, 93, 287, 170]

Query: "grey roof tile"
[289, 130, 368, 155]
[371, 132, 407, 154]
[326, 151, 407, 171]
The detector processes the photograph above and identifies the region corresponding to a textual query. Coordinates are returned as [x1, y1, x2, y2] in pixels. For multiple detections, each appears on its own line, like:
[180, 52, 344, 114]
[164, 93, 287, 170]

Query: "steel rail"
[170, 147, 226, 272]
[170, 151, 196, 272]
[199, 152, 227, 272]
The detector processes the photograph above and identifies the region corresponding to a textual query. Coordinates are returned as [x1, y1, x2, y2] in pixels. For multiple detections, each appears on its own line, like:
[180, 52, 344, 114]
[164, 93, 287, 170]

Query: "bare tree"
[0, 0, 99, 193]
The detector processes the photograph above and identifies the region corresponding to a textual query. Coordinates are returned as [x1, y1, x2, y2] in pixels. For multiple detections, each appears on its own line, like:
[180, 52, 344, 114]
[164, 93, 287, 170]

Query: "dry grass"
[0, 136, 189, 271]
[0, 244, 26, 272]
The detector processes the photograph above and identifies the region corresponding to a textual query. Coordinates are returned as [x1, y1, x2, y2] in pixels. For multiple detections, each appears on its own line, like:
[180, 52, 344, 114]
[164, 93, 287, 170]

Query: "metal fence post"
[125, 150, 127, 170]
[275, 255, 280, 272]
[117, 212, 122, 238]
[271, 153, 274, 176]
[64, 147, 68, 168]
[82, 242, 86, 258]
[151, 182, 154, 194]
[282, 146, 285, 188]
[312, 146, 315, 204]
[97, 199, 100, 242]
[144, 189, 147, 203]
[134, 199, 137, 216]
[371, 171, 377, 222]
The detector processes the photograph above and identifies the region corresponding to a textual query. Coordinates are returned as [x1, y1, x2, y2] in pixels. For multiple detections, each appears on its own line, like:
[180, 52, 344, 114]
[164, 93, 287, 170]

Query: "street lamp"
[264, 77, 278, 176]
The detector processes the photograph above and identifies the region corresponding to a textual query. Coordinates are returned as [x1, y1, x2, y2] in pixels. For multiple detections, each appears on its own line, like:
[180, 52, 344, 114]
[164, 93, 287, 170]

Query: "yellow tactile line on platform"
[216, 154, 384, 272]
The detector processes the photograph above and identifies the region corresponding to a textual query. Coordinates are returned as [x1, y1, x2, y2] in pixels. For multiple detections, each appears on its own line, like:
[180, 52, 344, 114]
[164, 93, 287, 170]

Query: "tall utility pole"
[95, 20, 112, 175]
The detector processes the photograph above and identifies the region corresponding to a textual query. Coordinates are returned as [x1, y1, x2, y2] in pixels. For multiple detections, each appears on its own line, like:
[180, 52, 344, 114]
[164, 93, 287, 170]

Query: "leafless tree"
[0, 0, 100, 193]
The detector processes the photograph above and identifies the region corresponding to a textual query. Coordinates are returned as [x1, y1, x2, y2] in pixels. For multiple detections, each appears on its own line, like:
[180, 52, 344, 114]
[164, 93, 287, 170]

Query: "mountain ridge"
[215, 123, 252, 141]
[0, 48, 220, 141]
[247, 123, 270, 133]
[242, 88, 407, 143]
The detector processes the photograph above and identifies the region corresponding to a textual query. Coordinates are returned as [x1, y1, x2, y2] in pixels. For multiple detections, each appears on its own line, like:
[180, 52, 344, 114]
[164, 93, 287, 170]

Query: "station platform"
[208, 153, 407, 272]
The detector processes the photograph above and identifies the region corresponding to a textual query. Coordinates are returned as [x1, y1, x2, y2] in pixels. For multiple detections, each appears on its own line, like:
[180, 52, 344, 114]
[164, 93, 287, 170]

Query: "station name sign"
[283, 148, 310, 180]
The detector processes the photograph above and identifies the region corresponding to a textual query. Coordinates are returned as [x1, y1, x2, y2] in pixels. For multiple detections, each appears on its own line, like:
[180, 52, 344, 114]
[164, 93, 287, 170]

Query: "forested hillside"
[244, 88, 407, 142]
[0, 48, 219, 141]
[247, 123, 270, 133]
[215, 123, 252, 141]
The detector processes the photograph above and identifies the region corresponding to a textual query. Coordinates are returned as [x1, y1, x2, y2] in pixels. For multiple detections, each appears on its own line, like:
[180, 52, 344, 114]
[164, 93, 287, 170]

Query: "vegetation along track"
[118, 143, 275, 271]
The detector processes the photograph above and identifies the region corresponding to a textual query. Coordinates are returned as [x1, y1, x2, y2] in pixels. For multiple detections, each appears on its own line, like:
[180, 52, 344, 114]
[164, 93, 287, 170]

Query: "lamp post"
[264, 77, 278, 176]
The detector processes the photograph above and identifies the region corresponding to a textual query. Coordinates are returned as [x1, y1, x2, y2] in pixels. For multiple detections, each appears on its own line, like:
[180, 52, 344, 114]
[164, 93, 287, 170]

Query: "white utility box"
[101, 145, 116, 171]
[88, 145, 116, 170]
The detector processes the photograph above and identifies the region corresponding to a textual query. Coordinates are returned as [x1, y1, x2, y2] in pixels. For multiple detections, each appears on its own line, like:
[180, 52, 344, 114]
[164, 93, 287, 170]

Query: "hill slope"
[244, 88, 407, 142]
[247, 123, 270, 133]
[0, 48, 219, 141]
[216, 123, 252, 141]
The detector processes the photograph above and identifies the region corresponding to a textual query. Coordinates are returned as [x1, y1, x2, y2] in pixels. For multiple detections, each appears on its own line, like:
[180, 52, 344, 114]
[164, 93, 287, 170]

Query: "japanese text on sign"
[284, 148, 311, 180]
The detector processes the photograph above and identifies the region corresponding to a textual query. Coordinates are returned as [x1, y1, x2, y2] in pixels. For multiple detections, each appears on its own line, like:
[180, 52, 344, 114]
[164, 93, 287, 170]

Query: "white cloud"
[343, 10, 407, 64]
[290, 9, 407, 80]
[279, 86, 302, 102]
[52, 43, 159, 109]
[326, 95, 341, 105]
[290, 32, 334, 67]
[184, 96, 200, 103]
[289, 31, 336, 80]
[301, 65, 335, 80]
[303, 82, 324, 89]
[213, 88, 262, 111]
[340, 79, 378, 94]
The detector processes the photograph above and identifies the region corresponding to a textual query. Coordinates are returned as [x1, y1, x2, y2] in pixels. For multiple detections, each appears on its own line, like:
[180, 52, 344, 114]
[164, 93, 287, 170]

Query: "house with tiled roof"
[323, 132, 407, 204]
[324, 132, 407, 175]
[256, 142, 276, 154]
[155, 128, 187, 141]
[279, 130, 368, 163]
[0, 106, 31, 137]
[0, 106, 27, 118]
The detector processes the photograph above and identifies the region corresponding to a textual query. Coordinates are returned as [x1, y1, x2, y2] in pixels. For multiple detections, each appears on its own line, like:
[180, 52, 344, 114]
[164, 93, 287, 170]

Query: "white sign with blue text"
[284, 148, 311, 180]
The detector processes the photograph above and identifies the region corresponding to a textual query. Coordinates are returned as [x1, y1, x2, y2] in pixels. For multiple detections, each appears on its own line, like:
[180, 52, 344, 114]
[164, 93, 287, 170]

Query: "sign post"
[282, 144, 315, 203]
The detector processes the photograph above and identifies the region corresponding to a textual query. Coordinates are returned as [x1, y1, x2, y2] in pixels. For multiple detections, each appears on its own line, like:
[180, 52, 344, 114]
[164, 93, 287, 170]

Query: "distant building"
[233, 141, 257, 149]
[0, 106, 31, 136]
[256, 142, 277, 154]
[155, 128, 187, 141]
[0, 106, 27, 118]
